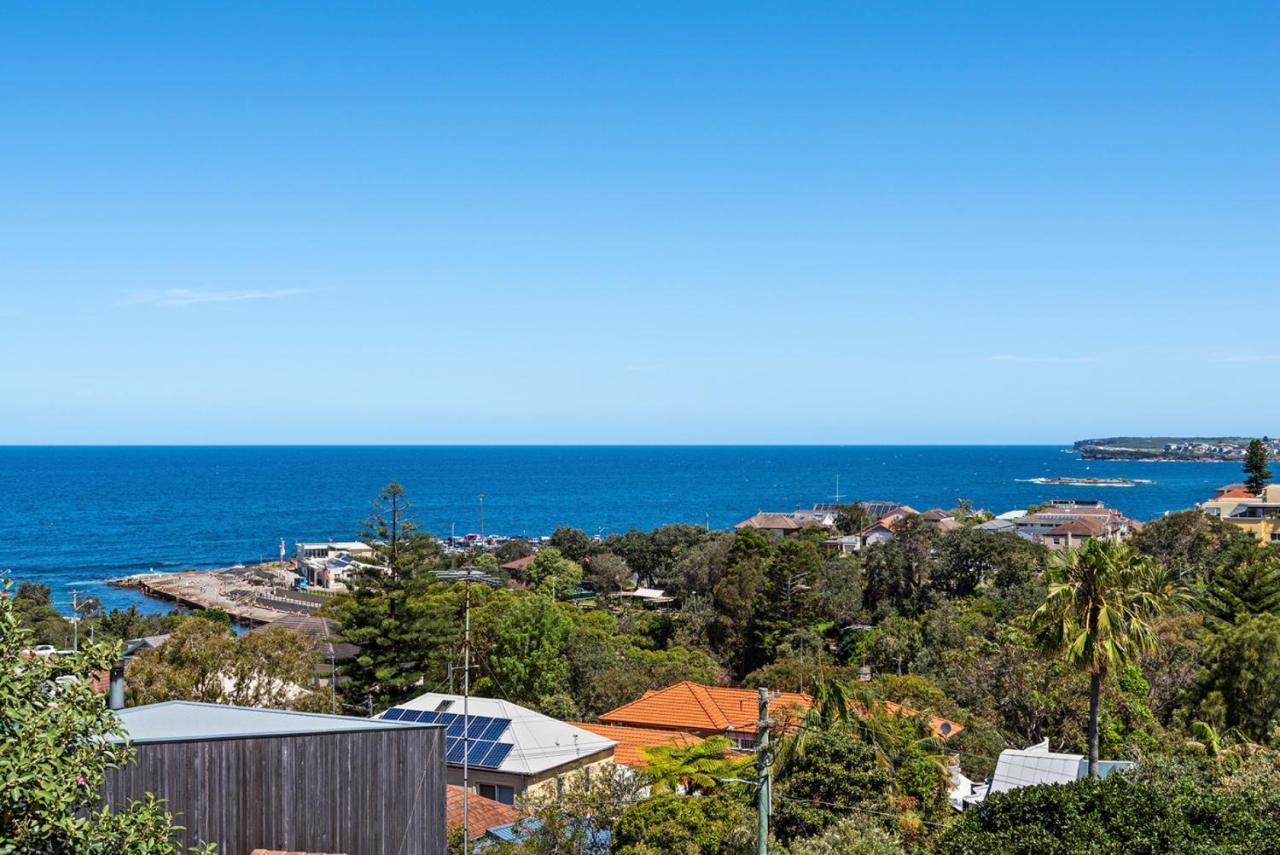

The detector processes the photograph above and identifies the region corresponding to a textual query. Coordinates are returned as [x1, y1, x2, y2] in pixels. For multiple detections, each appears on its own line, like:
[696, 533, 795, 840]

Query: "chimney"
[108, 662, 126, 710]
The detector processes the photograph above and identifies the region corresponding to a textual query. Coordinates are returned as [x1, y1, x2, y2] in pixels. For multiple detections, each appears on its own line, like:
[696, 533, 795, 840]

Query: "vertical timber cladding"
[101, 726, 446, 855]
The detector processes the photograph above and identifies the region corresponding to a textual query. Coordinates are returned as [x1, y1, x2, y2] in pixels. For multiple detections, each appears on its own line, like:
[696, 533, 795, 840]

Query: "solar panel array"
[382, 708, 514, 769]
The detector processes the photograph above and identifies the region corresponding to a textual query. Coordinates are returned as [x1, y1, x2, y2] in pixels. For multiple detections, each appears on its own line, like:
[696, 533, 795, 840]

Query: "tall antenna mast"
[478, 494, 485, 541]
[833, 475, 844, 504]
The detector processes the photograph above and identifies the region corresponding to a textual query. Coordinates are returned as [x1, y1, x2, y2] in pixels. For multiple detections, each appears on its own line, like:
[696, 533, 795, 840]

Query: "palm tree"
[1032, 539, 1167, 778]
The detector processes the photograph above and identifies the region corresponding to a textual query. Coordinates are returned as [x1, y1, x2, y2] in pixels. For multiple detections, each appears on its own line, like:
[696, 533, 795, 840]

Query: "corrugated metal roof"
[115, 701, 426, 744]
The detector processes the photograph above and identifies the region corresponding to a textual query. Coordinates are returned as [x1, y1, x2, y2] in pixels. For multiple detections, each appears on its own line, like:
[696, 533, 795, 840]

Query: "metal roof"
[987, 739, 1133, 795]
[114, 701, 428, 744]
[385, 693, 615, 776]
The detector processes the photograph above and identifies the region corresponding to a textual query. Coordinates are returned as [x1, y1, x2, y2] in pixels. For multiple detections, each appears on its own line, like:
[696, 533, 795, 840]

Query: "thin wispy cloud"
[984, 355, 1102, 365]
[124, 288, 309, 307]
[1214, 354, 1280, 364]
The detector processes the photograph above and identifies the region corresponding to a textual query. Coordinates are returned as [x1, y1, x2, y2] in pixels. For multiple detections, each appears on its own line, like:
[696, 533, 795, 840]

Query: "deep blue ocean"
[0, 446, 1241, 615]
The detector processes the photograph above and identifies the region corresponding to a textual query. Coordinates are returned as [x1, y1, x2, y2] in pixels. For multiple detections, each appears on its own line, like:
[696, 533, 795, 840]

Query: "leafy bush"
[937, 775, 1280, 854]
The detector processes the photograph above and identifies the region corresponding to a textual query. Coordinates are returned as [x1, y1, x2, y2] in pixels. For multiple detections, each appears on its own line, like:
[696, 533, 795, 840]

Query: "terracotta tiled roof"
[567, 722, 705, 767]
[599, 681, 964, 742]
[735, 512, 804, 531]
[447, 785, 524, 839]
[1216, 489, 1257, 499]
[876, 701, 965, 741]
[1045, 518, 1107, 537]
[598, 681, 813, 734]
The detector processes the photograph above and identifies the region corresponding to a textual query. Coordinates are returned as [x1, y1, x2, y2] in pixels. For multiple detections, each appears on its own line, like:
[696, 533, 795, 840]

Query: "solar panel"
[462, 716, 492, 737]
[482, 742, 513, 768]
[416, 710, 440, 724]
[446, 717, 468, 737]
[382, 708, 407, 721]
[442, 736, 514, 769]
[435, 712, 457, 730]
[479, 718, 509, 741]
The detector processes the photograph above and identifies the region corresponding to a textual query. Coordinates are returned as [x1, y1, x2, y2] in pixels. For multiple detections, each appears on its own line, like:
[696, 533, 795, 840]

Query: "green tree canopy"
[1194, 611, 1280, 743]
[611, 793, 754, 855]
[0, 583, 209, 853]
[548, 526, 594, 562]
[524, 547, 584, 598]
[126, 617, 326, 711]
[937, 775, 1280, 855]
[479, 594, 572, 708]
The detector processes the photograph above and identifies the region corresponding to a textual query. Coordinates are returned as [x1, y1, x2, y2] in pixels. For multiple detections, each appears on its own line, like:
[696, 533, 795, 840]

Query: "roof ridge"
[685, 682, 733, 730]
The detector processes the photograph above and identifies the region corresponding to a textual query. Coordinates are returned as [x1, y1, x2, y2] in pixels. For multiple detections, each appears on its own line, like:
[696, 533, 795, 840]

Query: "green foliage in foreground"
[937, 775, 1280, 855]
[0, 582, 211, 854]
[611, 794, 755, 855]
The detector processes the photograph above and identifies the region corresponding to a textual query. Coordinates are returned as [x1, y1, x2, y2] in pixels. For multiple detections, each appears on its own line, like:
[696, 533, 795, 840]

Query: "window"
[478, 783, 515, 805]
[1271, 533, 1280, 543]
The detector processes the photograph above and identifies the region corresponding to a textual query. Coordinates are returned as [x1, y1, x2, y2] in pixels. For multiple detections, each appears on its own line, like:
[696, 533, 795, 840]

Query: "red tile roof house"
[447, 784, 524, 840]
[734, 512, 806, 537]
[568, 721, 707, 767]
[598, 681, 963, 749]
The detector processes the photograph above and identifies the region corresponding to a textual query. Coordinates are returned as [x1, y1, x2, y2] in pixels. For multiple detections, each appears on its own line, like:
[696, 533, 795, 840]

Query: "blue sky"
[2, 2, 1277, 444]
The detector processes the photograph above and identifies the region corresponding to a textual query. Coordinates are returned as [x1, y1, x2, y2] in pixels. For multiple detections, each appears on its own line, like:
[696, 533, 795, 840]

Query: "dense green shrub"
[937, 775, 1280, 855]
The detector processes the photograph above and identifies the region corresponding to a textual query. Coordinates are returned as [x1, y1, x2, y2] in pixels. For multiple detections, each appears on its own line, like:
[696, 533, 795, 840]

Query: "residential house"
[1012, 501, 1137, 550]
[1201, 484, 1280, 544]
[106, 701, 445, 855]
[380, 692, 616, 805]
[735, 505, 841, 537]
[568, 721, 706, 768]
[953, 739, 1134, 809]
[597, 681, 963, 750]
[975, 518, 1018, 534]
[499, 555, 535, 576]
[850, 504, 921, 551]
[734, 512, 805, 537]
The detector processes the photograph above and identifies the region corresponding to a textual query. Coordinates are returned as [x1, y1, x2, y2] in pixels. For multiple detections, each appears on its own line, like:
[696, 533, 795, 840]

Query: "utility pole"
[756, 686, 771, 855]
[70, 590, 81, 652]
[462, 570, 473, 855]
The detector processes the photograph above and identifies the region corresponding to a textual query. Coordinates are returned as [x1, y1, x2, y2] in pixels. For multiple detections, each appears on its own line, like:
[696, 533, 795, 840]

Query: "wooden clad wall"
[102, 727, 446, 855]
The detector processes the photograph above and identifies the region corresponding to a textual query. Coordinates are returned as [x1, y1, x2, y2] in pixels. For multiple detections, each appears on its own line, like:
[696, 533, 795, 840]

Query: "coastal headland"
[1074, 436, 1278, 462]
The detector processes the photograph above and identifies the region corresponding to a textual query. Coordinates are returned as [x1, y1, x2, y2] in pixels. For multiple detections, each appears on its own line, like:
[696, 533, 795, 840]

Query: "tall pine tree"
[1202, 543, 1280, 628]
[1244, 438, 1272, 493]
[335, 483, 456, 710]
